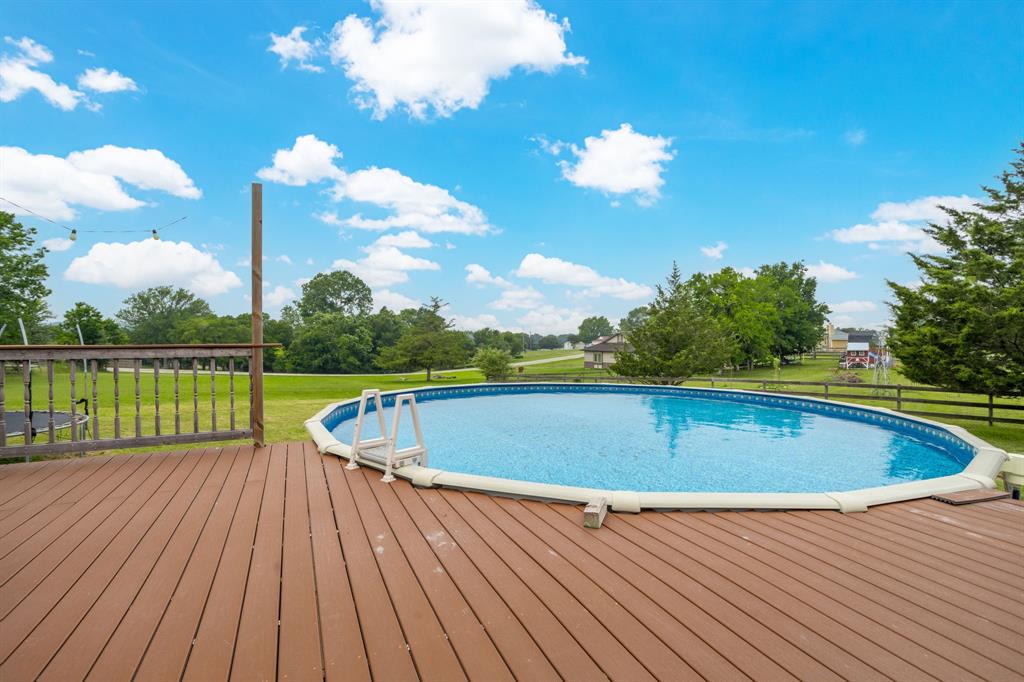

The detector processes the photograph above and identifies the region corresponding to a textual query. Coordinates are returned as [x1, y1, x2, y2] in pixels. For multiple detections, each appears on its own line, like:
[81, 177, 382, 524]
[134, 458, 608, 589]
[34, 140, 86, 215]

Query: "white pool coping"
[305, 382, 1008, 513]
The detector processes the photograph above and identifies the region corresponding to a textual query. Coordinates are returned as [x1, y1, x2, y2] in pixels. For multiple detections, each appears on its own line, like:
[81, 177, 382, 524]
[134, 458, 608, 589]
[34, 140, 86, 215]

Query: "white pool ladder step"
[347, 389, 428, 483]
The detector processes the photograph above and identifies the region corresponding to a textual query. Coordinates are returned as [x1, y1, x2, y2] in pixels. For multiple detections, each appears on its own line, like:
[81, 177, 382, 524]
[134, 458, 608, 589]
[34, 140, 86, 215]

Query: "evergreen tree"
[613, 265, 735, 384]
[888, 144, 1024, 396]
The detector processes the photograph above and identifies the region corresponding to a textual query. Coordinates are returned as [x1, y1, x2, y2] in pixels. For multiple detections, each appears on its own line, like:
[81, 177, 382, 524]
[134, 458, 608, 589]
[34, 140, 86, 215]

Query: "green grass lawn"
[4, 354, 1021, 459]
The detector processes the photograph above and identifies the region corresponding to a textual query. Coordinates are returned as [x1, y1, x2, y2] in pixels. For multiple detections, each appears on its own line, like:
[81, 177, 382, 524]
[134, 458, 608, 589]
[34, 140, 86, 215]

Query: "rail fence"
[0, 344, 273, 461]
[498, 372, 1024, 426]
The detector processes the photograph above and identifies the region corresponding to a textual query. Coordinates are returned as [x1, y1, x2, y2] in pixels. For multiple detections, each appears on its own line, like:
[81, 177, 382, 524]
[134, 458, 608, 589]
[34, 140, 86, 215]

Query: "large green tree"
[613, 265, 736, 384]
[757, 262, 829, 361]
[377, 298, 470, 380]
[578, 316, 614, 343]
[687, 268, 778, 368]
[56, 302, 126, 345]
[297, 270, 373, 319]
[888, 144, 1024, 396]
[0, 211, 51, 343]
[286, 313, 374, 374]
[116, 286, 212, 343]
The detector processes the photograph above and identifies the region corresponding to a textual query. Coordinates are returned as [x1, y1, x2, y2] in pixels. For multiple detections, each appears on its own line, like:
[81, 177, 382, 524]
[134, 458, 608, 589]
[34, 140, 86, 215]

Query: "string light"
[0, 196, 186, 241]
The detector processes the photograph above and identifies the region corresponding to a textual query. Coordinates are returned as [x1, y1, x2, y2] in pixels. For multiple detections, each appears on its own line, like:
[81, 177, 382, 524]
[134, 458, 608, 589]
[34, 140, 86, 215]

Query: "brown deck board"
[363, 469, 513, 682]
[35, 450, 222, 681]
[13, 449, 214, 681]
[181, 445, 271, 682]
[230, 442, 287, 682]
[1, 443, 1022, 682]
[83, 446, 240, 681]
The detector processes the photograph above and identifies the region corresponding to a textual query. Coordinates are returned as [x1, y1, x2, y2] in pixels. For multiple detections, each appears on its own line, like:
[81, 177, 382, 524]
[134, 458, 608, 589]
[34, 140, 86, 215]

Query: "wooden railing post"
[251, 182, 265, 446]
[22, 360, 32, 448]
[210, 358, 217, 432]
[173, 359, 181, 435]
[90, 360, 99, 440]
[69, 361, 78, 444]
[47, 360, 56, 442]
[133, 360, 142, 438]
[113, 359, 121, 439]
[153, 359, 161, 436]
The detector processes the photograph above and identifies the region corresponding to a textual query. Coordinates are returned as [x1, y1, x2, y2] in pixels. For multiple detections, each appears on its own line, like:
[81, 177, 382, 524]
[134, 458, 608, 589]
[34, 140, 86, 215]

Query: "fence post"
[824, 383, 829, 400]
[988, 394, 994, 427]
[896, 385, 902, 411]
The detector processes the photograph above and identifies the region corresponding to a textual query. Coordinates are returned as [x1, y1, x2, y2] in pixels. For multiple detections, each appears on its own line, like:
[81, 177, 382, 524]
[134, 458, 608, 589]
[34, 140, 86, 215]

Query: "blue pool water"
[327, 385, 974, 493]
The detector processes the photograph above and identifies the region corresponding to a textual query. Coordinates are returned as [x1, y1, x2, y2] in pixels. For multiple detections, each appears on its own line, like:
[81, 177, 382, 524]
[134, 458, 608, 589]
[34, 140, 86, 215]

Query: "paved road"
[264, 353, 583, 378]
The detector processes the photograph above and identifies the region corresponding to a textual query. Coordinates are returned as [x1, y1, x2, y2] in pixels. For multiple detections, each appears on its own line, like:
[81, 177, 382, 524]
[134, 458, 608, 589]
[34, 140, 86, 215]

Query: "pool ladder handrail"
[347, 389, 428, 483]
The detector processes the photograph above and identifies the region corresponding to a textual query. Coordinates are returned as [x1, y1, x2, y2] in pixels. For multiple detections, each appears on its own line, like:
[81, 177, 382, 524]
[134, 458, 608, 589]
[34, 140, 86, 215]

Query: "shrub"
[474, 347, 513, 381]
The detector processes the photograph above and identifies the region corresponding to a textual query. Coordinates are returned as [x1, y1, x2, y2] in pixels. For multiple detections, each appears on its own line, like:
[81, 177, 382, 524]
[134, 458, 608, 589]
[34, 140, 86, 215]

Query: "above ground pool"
[307, 383, 1007, 512]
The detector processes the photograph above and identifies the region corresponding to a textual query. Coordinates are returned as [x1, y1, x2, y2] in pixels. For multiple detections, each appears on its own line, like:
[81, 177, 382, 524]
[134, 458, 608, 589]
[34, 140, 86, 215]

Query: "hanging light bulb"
[152, 229, 159, 241]
[69, 229, 77, 242]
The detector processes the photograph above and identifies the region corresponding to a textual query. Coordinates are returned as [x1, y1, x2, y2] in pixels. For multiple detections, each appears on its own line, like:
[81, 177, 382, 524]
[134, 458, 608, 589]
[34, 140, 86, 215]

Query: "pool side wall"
[305, 382, 1007, 513]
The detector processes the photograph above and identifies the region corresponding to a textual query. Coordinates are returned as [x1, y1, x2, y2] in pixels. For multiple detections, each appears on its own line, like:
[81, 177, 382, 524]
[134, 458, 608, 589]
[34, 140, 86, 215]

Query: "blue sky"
[2, 0, 1021, 334]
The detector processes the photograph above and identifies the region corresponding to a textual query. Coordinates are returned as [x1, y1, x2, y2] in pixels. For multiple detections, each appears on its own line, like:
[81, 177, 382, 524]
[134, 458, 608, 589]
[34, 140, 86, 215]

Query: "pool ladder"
[347, 389, 428, 483]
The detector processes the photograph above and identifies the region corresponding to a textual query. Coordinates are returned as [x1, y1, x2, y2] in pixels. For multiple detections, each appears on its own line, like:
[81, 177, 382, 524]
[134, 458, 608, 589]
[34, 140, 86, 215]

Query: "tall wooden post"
[251, 183, 265, 446]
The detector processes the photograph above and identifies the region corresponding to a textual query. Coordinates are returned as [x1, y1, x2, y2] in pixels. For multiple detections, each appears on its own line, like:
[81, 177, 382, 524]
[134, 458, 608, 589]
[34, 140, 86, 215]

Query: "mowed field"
[2, 353, 1021, 457]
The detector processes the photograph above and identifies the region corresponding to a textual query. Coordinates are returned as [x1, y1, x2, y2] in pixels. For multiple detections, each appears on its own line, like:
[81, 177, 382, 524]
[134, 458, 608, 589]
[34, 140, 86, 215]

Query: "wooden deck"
[1, 443, 1022, 682]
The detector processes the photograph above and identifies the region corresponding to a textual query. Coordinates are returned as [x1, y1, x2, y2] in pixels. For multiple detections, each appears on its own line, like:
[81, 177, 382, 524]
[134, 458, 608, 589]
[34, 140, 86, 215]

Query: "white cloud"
[77, 67, 138, 93]
[1, 36, 86, 110]
[304, 257, 314, 266]
[375, 288, 419, 311]
[331, 243, 440, 287]
[489, 286, 545, 310]
[465, 263, 512, 288]
[66, 145, 201, 198]
[0, 145, 200, 221]
[268, 26, 323, 73]
[830, 220, 924, 244]
[5, 37, 52, 64]
[266, 285, 296, 306]
[806, 261, 859, 283]
[445, 241, 456, 250]
[42, 237, 75, 252]
[870, 195, 976, 223]
[334, 167, 491, 234]
[257, 134, 344, 186]
[372, 230, 433, 249]
[65, 239, 241, 296]
[515, 253, 652, 299]
[700, 241, 728, 260]
[275, 255, 293, 265]
[450, 313, 503, 331]
[556, 123, 674, 206]
[262, 135, 493, 235]
[830, 195, 978, 255]
[328, 0, 585, 119]
[516, 304, 587, 335]
[842, 128, 866, 147]
[532, 134, 567, 156]
[828, 300, 877, 313]
[737, 267, 757, 278]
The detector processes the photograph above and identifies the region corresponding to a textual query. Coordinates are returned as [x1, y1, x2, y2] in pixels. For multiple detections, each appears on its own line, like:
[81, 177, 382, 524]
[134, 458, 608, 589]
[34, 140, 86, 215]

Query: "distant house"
[847, 332, 878, 350]
[829, 329, 849, 351]
[583, 333, 630, 369]
[562, 341, 585, 350]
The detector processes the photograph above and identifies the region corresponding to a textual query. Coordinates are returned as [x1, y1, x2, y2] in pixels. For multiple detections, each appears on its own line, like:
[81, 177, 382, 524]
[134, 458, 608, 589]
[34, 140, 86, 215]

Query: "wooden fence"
[499, 373, 1024, 426]
[0, 344, 272, 461]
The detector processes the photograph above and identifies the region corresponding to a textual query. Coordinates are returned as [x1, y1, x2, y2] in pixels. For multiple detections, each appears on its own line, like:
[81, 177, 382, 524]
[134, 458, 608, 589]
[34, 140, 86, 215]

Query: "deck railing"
[0, 344, 272, 461]
[498, 372, 1024, 426]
